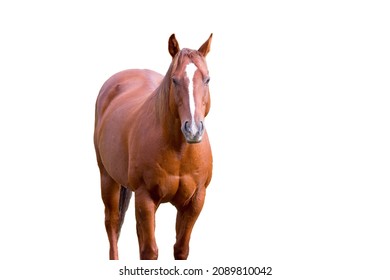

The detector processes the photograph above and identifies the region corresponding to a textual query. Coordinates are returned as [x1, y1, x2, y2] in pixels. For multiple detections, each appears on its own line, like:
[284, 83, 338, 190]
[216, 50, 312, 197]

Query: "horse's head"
[168, 34, 213, 144]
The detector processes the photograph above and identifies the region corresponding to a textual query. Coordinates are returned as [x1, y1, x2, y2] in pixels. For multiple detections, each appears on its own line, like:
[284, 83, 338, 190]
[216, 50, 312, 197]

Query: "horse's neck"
[150, 76, 184, 148]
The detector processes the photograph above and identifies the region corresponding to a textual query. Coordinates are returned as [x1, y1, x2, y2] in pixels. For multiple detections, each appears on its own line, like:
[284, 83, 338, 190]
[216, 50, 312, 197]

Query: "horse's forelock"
[172, 49, 202, 73]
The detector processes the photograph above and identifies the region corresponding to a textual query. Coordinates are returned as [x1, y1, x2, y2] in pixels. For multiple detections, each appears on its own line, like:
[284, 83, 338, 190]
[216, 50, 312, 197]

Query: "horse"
[94, 34, 213, 260]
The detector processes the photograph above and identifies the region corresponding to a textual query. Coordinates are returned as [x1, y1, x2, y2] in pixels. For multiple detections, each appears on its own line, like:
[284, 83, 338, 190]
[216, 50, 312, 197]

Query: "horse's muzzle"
[182, 120, 204, 143]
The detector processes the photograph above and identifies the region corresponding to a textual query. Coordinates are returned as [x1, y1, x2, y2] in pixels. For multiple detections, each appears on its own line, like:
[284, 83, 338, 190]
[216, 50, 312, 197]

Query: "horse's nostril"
[184, 121, 191, 133]
[199, 121, 204, 132]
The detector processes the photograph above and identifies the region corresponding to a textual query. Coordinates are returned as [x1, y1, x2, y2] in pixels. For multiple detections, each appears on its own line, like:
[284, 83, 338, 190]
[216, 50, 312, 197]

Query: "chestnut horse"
[94, 34, 213, 260]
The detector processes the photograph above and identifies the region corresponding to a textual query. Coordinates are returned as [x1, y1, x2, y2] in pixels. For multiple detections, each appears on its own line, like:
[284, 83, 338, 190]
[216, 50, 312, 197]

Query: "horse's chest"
[128, 140, 211, 205]
[130, 156, 207, 205]
[157, 171, 204, 205]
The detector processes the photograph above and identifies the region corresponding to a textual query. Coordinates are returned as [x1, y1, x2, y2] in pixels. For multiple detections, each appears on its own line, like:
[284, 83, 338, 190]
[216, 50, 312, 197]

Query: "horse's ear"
[198, 33, 213, 57]
[168, 34, 180, 58]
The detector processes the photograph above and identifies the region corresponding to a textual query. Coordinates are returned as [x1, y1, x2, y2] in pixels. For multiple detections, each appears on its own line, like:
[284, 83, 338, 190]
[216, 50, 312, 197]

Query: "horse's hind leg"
[100, 168, 121, 260]
[135, 188, 159, 260]
[174, 187, 206, 260]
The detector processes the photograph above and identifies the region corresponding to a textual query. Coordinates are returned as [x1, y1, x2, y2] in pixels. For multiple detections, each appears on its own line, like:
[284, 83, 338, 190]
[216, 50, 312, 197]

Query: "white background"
[1, 0, 389, 279]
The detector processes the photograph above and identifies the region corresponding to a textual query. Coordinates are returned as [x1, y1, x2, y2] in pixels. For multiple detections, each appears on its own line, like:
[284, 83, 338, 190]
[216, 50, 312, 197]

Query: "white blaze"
[185, 62, 198, 134]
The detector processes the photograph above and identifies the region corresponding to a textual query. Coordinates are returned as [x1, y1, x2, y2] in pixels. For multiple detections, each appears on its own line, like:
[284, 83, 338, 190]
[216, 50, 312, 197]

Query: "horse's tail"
[118, 185, 132, 235]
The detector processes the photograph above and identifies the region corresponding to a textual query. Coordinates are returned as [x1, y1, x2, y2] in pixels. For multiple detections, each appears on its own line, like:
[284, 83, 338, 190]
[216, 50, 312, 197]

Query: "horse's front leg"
[174, 186, 206, 260]
[135, 189, 159, 260]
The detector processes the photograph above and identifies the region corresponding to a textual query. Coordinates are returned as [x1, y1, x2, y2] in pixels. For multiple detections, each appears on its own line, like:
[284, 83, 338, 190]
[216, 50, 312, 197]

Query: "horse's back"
[95, 69, 163, 122]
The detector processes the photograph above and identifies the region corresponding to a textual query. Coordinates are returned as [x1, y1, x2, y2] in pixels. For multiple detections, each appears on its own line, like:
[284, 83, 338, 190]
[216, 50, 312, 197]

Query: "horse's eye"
[172, 77, 179, 86]
[204, 76, 210, 85]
